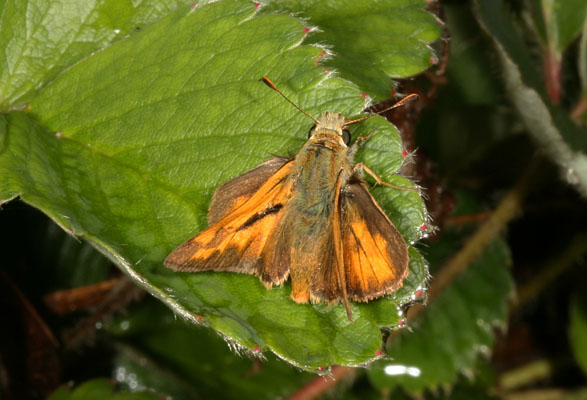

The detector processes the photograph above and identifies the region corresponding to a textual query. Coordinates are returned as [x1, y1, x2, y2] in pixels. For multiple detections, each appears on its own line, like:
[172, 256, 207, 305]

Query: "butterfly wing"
[208, 157, 291, 225]
[283, 206, 338, 304]
[164, 159, 295, 283]
[340, 180, 409, 301]
[300, 176, 409, 301]
[285, 170, 346, 312]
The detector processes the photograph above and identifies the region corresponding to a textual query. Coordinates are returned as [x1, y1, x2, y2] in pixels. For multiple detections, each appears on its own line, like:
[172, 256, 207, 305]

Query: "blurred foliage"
[1, 0, 587, 399]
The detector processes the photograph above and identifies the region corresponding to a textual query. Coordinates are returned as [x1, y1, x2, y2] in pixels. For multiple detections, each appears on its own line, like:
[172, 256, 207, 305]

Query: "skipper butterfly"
[165, 78, 418, 321]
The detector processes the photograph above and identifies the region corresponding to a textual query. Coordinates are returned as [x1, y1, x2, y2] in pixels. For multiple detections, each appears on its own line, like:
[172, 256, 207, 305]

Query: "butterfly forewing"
[164, 161, 295, 276]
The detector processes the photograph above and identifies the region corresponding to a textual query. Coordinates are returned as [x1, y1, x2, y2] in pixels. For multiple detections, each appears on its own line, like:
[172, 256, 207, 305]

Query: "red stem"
[287, 366, 355, 400]
[544, 48, 561, 105]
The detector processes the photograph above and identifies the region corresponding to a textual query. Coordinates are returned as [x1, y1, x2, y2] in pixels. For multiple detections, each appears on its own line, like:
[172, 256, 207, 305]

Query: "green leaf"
[261, 0, 442, 100]
[570, 289, 587, 376]
[0, 0, 429, 372]
[368, 238, 513, 392]
[541, 0, 587, 53]
[0, 0, 193, 109]
[48, 379, 113, 400]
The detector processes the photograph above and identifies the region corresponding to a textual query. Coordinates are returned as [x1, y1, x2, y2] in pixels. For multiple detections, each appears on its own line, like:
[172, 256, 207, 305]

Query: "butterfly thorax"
[286, 113, 353, 238]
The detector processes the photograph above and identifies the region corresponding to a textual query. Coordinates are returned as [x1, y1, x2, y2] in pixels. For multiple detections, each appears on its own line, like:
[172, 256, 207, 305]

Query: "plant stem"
[426, 157, 541, 303]
[544, 48, 562, 105]
[287, 366, 356, 400]
[570, 97, 587, 122]
[500, 388, 587, 400]
[499, 358, 554, 390]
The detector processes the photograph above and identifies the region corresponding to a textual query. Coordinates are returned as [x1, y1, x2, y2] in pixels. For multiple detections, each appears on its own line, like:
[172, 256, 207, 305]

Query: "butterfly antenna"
[344, 93, 419, 126]
[260, 77, 318, 123]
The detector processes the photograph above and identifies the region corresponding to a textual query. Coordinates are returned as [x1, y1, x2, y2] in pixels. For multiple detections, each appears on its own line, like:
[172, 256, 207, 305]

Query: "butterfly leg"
[354, 130, 376, 144]
[348, 129, 376, 158]
[353, 163, 418, 192]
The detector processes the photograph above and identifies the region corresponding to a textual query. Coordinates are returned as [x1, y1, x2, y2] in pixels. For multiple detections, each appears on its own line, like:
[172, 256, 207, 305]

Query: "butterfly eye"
[308, 125, 316, 138]
[342, 129, 351, 145]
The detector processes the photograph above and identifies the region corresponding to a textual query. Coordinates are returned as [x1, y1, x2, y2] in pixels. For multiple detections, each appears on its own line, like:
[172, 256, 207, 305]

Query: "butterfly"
[164, 77, 418, 321]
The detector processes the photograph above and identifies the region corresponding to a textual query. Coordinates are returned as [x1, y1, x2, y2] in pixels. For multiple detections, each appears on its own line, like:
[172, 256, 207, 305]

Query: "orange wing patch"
[164, 160, 295, 282]
[341, 182, 409, 301]
[208, 157, 291, 225]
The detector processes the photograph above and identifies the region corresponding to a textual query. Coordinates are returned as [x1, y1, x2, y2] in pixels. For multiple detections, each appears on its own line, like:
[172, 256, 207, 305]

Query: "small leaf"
[48, 378, 113, 400]
[541, 0, 587, 53]
[368, 238, 513, 392]
[261, 0, 442, 100]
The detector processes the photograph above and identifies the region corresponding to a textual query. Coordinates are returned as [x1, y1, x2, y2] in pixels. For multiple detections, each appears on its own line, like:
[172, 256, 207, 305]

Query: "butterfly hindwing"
[287, 212, 339, 304]
[305, 171, 345, 304]
[340, 180, 409, 301]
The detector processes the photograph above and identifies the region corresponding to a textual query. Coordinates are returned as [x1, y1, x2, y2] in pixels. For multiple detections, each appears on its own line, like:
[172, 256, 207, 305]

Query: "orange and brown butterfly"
[164, 77, 418, 322]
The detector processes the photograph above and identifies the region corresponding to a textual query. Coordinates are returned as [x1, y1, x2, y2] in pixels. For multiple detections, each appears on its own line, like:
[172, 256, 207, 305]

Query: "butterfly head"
[309, 112, 351, 145]
[260, 76, 418, 147]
